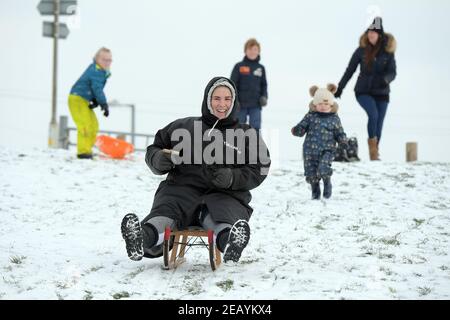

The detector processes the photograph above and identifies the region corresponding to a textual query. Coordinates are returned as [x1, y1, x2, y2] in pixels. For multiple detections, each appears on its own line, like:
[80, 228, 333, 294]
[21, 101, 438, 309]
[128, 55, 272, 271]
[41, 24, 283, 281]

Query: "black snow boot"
[311, 181, 321, 200]
[323, 177, 332, 199]
[223, 220, 251, 263]
[121, 213, 144, 261]
[77, 153, 93, 159]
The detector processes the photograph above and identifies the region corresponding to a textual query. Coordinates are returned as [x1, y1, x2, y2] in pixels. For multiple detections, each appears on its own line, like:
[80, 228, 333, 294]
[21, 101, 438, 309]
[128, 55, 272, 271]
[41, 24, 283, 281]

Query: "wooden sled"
[162, 226, 221, 271]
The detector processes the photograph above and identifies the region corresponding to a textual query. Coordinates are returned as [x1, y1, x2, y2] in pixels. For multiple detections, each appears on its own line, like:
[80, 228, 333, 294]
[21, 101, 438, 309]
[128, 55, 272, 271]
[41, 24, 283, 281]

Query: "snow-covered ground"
[0, 146, 449, 300]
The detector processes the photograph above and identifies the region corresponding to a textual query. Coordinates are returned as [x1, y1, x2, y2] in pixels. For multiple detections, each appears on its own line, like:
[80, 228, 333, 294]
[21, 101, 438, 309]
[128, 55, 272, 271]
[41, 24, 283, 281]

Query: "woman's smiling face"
[211, 86, 232, 119]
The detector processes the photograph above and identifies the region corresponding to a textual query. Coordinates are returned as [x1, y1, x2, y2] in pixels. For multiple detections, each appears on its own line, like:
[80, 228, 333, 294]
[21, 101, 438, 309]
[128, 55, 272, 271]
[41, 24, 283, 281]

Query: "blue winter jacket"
[230, 56, 268, 108]
[70, 60, 111, 105]
[292, 102, 347, 156]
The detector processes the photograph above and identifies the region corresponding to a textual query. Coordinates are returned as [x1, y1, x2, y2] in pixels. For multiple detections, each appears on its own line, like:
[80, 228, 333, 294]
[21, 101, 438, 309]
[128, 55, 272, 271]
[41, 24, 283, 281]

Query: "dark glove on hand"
[89, 98, 99, 109]
[291, 127, 296, 136]
[100, 103, 109, 117]
[339, 141, 349, 150]
[334, 87, 343, 99]
[259, 96, 268, 107]
[151, 150, 174, 172]
[211, 168, 234, 189]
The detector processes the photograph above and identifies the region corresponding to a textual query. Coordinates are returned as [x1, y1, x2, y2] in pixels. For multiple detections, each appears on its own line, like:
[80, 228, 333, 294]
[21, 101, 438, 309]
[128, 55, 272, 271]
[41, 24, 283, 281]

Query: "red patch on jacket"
[239, 66, 251, 75]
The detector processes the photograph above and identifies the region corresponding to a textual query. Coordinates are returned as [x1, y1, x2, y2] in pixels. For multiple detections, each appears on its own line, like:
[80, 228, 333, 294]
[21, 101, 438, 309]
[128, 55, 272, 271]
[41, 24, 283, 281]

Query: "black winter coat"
[144, 77, 271, 229]
[338, 33, 397, 99]
[231, 56, 268, 108]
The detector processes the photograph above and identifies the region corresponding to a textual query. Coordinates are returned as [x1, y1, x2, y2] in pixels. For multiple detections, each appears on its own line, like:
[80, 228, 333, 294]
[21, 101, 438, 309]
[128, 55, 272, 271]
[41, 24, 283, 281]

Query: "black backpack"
[335, 137, 360, 162]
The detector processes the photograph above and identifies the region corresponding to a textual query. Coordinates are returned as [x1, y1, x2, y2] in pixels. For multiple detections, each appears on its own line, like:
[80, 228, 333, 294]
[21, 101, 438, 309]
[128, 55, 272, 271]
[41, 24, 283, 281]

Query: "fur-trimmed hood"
[309, 101, 339, 114]
[359, 32, 396, 53]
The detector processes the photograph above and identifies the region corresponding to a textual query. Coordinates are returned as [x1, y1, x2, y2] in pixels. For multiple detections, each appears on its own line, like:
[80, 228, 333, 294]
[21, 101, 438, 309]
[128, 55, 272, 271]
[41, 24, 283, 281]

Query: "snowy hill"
[0, 146, 449, 300]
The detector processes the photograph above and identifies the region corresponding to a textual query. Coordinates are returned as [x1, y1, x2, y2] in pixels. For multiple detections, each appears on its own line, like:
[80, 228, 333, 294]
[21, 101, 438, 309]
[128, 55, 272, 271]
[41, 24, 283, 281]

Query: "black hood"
[201, 77, 239, 129]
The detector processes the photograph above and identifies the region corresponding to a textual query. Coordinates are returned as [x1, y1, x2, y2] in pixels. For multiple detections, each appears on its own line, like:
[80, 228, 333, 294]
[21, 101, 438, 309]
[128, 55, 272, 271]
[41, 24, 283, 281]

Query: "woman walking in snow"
[121, 77, 270, 263]
[334, 17, 397, 160]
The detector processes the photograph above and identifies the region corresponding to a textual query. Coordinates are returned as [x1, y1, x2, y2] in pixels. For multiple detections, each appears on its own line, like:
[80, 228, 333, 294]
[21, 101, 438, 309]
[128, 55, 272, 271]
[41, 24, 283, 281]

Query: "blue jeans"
[238, 106, 262, 130]
[356, 95, 389, 143]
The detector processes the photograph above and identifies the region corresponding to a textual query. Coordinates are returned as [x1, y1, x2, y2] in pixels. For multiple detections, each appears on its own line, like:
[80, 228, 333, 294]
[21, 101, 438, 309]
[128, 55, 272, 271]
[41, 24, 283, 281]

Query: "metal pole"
[58, 115, 69, 149]
[48, 0, 60, 147]
[51, 0, 59, 125]
[131, 104, 136, 146]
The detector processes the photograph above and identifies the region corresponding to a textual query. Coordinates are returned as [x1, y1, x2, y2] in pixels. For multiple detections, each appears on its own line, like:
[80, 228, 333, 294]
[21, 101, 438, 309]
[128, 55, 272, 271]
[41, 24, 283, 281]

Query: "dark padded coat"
[230, 56, 268, 108]
[143, 77, 271, 229]
[292, 102, 347, 181]
[338, 33, 397, 99]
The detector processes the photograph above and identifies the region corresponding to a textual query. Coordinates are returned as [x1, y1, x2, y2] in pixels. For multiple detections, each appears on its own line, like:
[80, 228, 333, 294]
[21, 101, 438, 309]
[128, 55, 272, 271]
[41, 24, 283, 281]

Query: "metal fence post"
[58, 115, 69, 149]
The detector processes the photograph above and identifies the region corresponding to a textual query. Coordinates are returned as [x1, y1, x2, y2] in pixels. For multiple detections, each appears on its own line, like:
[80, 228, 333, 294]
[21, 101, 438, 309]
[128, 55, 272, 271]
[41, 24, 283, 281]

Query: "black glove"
[89, 98, 99, 109]
[151, 150, 174, 172]
[339, 141, 349, 150]
[211, 168, 233, 189]
[259, 96, 268, 107]
[100, 103, 109, 117]
[334, 87, 343, 99]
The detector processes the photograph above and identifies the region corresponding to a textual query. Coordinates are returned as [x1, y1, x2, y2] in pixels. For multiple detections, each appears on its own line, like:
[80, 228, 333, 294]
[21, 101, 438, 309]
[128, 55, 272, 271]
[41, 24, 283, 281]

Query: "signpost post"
[37, 0, 77, 148]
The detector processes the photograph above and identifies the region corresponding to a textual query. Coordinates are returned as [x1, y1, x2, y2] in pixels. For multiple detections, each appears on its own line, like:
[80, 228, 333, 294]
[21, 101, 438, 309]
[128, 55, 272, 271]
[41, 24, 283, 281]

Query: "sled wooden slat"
[163, 227, 221, 271]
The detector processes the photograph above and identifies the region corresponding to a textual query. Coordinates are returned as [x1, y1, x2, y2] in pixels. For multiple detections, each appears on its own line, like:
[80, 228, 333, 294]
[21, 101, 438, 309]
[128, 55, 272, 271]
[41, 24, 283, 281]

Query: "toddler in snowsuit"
[291, 84, 348, 199]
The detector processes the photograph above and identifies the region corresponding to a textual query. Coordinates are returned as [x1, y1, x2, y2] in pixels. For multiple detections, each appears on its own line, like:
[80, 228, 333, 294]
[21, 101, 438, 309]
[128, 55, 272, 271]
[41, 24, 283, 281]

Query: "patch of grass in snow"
[240, 258, 260, 265]
[358, 172, 371, 178]
[405, 183, 416, 188]
[90, 265, 104, 272]
[378, 252, 395, 260]
[3, 265, 13, 272]
[425, 202, 449, 210]
[186, 280, 203, 295]
[83, 290, 94, 300]
[2, 275, 20, 286]
[418, 287, 432, 296]
[9, 255, 26, 264]
[126, 266, 146, 279]
[388, 287, 397, 294]
[402, 255, 427, 264]
[112, 291, 130, 299]
[314, 224, 325, 230]
[307, 254, 320, 263]
[380, 266, 395, 276]
[55, 281, 70, 289]
[378, 234, 400, 246]
[413, 218, 426, 228]
[216, 279, 234, 292]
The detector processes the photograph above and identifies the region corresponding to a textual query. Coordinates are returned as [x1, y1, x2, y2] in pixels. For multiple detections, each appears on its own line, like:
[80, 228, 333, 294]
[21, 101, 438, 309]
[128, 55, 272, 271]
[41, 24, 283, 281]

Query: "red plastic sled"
[95, 135, 134, 159]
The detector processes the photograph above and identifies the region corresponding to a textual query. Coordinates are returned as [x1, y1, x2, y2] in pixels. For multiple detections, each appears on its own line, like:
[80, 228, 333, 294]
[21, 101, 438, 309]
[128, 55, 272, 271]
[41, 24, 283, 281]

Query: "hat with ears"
[310, 84, 337, 106]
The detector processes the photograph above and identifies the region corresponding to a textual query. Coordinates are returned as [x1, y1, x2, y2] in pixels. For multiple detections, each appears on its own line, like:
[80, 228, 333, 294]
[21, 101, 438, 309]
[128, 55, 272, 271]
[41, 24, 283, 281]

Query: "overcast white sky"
[1, 0, 450, 162]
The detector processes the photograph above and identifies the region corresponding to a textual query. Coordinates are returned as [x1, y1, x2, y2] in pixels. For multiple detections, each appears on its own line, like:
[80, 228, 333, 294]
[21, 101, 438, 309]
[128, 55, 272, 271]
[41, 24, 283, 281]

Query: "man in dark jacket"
[231, 38, 268, 130]
[335, 17, 397, 160]
[121, 77, 271, 263]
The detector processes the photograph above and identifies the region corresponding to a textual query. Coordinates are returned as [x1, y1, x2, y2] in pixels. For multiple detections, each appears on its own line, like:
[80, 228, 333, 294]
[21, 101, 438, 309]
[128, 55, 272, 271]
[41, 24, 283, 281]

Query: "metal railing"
[58, 100, 155, 151]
